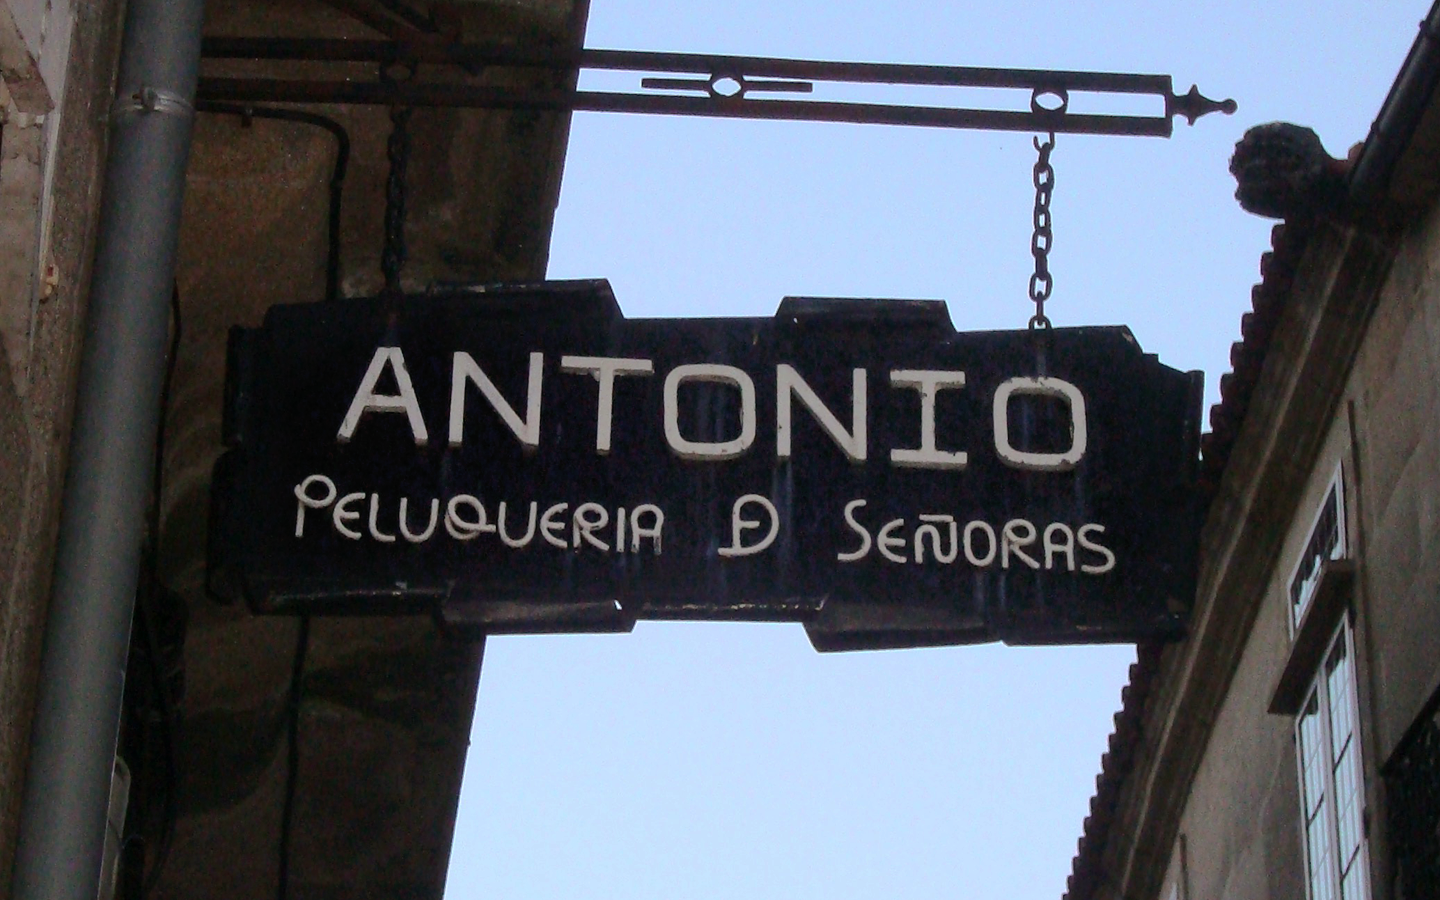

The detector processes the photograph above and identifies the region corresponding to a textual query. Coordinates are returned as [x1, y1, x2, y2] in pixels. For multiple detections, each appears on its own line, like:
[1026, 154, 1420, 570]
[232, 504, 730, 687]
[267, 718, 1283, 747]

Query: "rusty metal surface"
[198, 38, 1236, 137]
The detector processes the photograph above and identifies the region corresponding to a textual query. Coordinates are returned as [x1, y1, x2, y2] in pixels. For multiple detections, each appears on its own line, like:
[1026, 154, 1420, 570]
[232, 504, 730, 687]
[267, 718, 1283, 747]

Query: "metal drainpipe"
[9, 0, 205, 894]
[1349, 1, 1440, 203]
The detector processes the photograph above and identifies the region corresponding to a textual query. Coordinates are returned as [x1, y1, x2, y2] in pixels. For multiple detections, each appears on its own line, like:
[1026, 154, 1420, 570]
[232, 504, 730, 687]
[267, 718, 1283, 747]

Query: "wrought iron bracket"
[199, 38, 1236, 137]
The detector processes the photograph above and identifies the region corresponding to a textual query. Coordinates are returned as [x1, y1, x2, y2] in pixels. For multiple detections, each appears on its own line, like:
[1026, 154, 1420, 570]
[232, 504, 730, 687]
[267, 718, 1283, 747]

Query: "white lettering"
[837, 499, 872, 562]
[498, 501, 537, 548]
[915, 514, 958, 563]
[445, 495, 493, 540]
[572, 502, 611, 551]
[399, 497, 439, 543]
[631, 505, 664, 555]
[559, 356, 654, 454]
[877, 518, 907, 564]
[294, 474, 338, 537]
[1002, 518, 1041, 569]
[1078, 524, 1116, 574]
[1043, 522, 1076, 571]
[889, 370, 968, 469]
[963, 520, 997, 567]
[776, 365, 866, 462]
[993, 377, 1087, 472]
[337, 347, 429, 446]
[718, 494, 780, 558]
[540, 502, 570, 548]
[449, 351, 544, 448]
[368, 494, 397, 543]
[663, 364, 756, 460]
[333, 492, 365, 540]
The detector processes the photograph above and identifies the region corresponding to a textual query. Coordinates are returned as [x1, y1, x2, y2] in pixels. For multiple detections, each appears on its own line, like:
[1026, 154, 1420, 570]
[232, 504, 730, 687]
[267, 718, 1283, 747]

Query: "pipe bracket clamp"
[111, 87, 195, 120]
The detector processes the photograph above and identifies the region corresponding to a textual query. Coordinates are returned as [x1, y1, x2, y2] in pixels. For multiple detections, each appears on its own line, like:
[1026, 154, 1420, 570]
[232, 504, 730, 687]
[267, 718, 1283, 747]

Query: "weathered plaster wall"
[1349, 196, 1440, 766]
[146, 0, 586, 895]
[1174, 593, 1300, 900]
[0, 0, 586, 891]
[1171, 423, 1353, 900]
[0, 0, 123, 887]
[1160, 196, 1440, 900]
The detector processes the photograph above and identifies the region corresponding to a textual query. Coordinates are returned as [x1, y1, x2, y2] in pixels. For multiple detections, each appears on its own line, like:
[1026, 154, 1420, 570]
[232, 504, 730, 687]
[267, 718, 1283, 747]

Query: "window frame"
[1294, 617, 1370, 900]
[1160, 833, 1188, 900]
[1287, 463, 1348, 636]
[1283, 463, 1369, 900]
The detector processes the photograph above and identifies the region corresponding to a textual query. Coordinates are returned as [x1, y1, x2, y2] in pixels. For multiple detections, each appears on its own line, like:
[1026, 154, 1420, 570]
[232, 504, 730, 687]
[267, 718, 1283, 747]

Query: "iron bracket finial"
[1167, 84, 1238, 126]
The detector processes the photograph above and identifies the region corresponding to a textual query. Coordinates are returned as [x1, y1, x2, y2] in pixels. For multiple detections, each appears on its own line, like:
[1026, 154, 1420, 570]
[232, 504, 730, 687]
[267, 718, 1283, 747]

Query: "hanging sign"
[209, 280, 1203, 649]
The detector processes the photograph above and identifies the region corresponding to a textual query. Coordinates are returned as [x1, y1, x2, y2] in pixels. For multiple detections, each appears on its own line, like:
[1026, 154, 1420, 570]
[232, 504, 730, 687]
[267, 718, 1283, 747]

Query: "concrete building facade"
[0, 0, 586, 895]
[1065, 7, 1440, 900]
[0, 0, 128, 885]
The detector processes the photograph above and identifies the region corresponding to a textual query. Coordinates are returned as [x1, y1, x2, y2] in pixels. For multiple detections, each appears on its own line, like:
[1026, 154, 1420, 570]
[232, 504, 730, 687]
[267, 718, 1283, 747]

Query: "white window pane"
[1335, 746, 1360, 845]
[1299, 693, 1327, 818]
[1340, 859, 1366, 900]
[1290, 482, 1344, 627]
[1326, 640, 1353, 752]
[1305, 794, 1337, 900]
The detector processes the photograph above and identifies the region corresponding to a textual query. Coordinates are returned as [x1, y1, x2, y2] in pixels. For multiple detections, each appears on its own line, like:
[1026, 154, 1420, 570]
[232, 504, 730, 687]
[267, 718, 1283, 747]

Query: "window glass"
[1296, 624, 1368, 900]
[1299, 688, 1337, 900]
[1290, 481, 1344, 628]
[1326, 635, 1367, 900]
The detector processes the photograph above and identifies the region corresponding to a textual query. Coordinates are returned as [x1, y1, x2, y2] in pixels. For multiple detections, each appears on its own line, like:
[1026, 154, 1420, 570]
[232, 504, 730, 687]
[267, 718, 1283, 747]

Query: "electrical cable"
[195, 103, 351, 302]
[276, 616, 310, 900]
[374, 0, 437, 34]
[191, 102, 349, 900]
[129, 282, 184, 897]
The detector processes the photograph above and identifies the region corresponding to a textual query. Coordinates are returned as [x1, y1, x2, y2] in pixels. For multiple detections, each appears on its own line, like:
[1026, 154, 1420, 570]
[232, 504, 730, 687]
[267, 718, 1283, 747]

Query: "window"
[1161, 834, 1188, 900]
[1285, 467, 1368, 900]
[1290, 476, 1345, 630]
[1296, 621, 1369, 900]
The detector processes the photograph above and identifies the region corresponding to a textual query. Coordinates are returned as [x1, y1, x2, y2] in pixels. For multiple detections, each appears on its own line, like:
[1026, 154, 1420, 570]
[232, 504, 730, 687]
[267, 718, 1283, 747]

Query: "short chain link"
[1028, 132, 1056, 329]
[382, 104, 412, 295]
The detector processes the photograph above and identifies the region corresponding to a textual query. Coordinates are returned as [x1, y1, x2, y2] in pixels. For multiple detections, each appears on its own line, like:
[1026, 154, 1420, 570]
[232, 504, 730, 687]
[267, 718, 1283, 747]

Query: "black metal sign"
[209, 281, 1203, 650]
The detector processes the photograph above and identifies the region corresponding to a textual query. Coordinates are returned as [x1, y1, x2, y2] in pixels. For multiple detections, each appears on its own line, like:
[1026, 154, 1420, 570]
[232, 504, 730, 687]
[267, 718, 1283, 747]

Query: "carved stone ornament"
[1230, 121, 1349, 219]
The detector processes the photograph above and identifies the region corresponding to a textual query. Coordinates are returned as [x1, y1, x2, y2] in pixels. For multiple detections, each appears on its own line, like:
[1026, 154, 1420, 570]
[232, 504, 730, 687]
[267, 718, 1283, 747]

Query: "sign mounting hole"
[1030, 88, 1070, 114]
[709, 75, 746, 98]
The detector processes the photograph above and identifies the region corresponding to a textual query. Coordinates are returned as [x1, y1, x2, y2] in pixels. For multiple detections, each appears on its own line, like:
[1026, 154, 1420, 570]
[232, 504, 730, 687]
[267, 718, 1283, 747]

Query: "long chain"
[1028, 132, 1056, 329]
[382, 104, 412, 295]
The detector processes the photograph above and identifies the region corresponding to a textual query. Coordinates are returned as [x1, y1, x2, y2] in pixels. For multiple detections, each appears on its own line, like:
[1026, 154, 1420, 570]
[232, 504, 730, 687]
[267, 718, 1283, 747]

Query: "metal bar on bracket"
[201, 38, 1170, 92]
[197, 78, 1176, 136]
[197, 37, 1236, 136]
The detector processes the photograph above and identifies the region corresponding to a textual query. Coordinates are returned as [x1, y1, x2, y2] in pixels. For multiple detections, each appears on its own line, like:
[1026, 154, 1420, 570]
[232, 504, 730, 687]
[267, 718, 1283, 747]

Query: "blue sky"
[445, 3, 1428, 897]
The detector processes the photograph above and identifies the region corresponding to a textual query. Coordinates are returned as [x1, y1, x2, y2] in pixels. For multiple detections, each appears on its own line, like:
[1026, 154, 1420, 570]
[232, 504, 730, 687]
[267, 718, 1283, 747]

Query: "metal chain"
[381, 104, 412, 295]
[1028, 132, 1056, 329]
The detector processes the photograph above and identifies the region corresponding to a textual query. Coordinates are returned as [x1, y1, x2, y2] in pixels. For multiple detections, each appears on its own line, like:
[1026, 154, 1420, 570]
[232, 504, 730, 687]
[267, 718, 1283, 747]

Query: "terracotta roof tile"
[1061, 218, 1313, 900]
[1063, 642, 1164, 900]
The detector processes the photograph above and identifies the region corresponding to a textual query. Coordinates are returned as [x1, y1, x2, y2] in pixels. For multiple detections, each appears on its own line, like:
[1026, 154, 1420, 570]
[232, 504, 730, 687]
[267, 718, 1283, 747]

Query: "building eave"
[1062, 3, 1440, 896]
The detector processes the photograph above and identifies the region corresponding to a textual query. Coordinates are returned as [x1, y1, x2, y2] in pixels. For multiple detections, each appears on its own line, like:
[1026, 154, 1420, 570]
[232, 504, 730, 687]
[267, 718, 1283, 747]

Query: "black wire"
[381, 104, 412, 296]
[374, 0, 437, 33]
[194, 100, 339, 900]
[131, 282, 184, 897]
[195, 102, 351, 303]
[277, 615, 310, 900]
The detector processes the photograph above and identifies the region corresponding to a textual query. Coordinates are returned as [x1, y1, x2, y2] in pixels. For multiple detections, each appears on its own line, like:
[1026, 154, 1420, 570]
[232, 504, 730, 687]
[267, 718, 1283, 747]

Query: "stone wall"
[1156, 190, 1440, 900]
[0, 0, 588, 892]
[0, 0, 124, 888]
[144, 0, 587, 895]
[1349, 196, 1440, 765]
